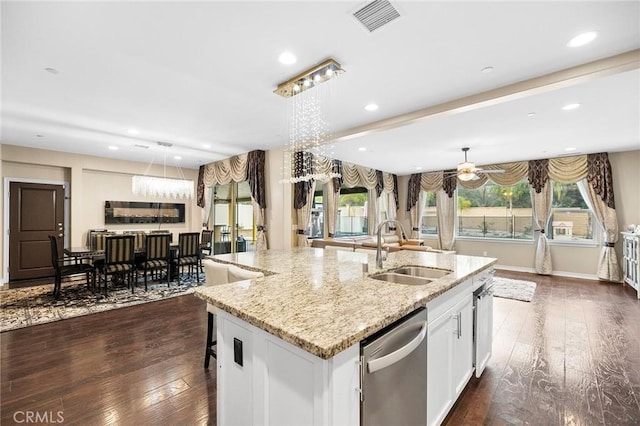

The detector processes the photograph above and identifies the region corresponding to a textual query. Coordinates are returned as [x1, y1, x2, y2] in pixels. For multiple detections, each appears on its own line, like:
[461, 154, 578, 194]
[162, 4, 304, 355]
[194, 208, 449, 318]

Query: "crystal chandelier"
[131, 142, 194, 199]
[275, 58, 344, 183]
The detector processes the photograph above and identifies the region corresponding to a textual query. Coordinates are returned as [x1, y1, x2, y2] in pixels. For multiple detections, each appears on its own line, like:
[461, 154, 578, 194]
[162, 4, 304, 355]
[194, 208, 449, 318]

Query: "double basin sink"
[370, 266, 452, 286]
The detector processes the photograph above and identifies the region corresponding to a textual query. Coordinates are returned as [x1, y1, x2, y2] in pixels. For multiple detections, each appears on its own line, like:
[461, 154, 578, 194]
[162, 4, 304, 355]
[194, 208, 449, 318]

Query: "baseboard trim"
[494, 264, 600, 282]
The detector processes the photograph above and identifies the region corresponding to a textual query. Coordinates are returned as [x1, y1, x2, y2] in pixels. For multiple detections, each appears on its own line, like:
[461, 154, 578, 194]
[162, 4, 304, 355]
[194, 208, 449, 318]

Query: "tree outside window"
[336, 187, 368, 237]
[457, 182, 533, 240]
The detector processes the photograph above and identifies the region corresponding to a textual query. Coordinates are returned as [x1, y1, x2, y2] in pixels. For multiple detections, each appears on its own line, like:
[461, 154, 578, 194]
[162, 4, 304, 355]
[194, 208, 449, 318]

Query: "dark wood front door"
[9, 182, 65, 281]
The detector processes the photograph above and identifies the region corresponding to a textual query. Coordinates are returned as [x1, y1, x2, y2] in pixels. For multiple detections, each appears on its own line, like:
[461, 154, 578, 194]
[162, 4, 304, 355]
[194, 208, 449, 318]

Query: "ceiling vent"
[133, 144, 149, 149]
[353, 0, 400, 33]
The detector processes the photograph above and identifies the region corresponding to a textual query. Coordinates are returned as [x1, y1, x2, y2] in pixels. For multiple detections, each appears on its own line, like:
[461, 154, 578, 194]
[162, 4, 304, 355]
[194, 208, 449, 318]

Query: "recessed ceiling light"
[108, 146, 119, 151]
[481, 66, 494, 74]
[44, 67, 59, 74]
[567, 31, 598, 48]
[565, 147, 577, 152]
[358, 147, 367, 152]
[174, 155, 182, 160]
[278, 51, 297, 65]
[364, 103, 379, 111]
[562, 103, 581, 111]
[127, 128, 139, 135]
[202, 144, 211, 149]
[415, 166, 423, 170]
[527, 112, 536, 117]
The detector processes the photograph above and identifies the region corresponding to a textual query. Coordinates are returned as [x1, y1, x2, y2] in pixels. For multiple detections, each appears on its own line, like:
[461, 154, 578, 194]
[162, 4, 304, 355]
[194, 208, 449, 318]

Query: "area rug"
[0, 273, 205, 332]
[492, 277, 537, 302]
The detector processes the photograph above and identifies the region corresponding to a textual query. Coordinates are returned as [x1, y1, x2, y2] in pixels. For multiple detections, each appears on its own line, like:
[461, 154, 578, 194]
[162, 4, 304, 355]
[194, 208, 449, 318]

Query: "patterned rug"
[0, 273, 205, 332]
[492, 277, 537, 302]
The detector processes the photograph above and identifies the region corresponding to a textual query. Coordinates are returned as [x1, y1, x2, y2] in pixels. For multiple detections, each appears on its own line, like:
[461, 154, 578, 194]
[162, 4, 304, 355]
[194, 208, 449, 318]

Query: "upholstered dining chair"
[174, 232, 201, 285]
[49, 235, 94, 298]
[200, 229, 213, 257]
[97, 235, 136, 295]
[123, 230, 147, 251]
[137, 233, 171, 291]
[202, 259, 264, 369]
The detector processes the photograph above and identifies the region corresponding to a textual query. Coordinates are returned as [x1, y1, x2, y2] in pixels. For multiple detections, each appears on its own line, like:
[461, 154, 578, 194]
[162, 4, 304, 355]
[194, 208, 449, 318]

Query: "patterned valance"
[201, 153, 248, 187]
[442, 171, 457, 198]
[196, 165, 206, 208]
[392, 174, 400, 212]
[406, 153, 613, 209]
[294, 180, 313, 209]
[528, 159, 549, 194]
[198, 149, 266, 206]
[548, 155, 588, 183]
[407, 173, 422, 211]
[587, 153, 615, 209]
[247, 150, 266, 209]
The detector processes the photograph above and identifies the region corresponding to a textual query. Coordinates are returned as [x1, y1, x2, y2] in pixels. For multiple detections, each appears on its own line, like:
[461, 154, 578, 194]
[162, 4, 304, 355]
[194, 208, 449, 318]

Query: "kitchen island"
[194, 248, 496, 426]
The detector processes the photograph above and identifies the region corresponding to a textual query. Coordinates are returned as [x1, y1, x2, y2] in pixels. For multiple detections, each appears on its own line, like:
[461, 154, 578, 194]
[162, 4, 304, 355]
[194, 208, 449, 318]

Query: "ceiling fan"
[448, 147, 505, 181]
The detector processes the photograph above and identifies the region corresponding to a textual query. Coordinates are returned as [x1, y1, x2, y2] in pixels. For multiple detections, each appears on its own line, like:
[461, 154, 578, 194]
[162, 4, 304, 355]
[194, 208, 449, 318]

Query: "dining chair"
[150, 229, 173, 243]
[137, 233, 171, 291]
[202, 260, 264, 369]
[97, 235, 136, 294]
[173, 232, 201, 285]
[200, 229, 213, 257]
[49, 235, 94, 298]
[123, 230, 147, 251]
[90, 230, 116, 251]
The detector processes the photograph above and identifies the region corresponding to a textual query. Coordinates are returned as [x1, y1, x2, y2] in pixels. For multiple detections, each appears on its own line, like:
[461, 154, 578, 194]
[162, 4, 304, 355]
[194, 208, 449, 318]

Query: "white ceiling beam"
[332, 48, 640, 143]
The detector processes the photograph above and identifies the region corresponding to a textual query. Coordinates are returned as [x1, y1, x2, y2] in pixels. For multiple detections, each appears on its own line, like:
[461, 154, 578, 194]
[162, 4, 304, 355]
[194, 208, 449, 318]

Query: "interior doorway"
[4, 179, 70, 284]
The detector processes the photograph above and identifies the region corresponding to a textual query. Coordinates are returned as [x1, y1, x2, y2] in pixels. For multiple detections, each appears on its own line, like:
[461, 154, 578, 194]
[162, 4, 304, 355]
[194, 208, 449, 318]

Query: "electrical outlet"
[482, 251, 488, 256]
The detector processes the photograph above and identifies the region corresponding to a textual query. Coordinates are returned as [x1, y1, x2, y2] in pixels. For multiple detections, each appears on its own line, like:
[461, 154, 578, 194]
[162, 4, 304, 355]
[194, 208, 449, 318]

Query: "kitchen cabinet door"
[451, 294, 474, 397]
[427, 306, 455, 426]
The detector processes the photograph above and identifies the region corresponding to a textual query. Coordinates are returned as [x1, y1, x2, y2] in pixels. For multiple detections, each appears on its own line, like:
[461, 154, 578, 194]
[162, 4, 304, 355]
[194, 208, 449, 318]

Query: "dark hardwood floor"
[1, 271, 639, 425]
[445, 271, 640, 426]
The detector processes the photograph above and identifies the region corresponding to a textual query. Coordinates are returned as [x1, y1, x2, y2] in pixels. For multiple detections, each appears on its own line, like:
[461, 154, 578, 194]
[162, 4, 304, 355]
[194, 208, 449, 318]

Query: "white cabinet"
[216, 309, 360, 426]
[426, 278, 473, 426]
[622, 232, 640, 299]
[452, 295, 473, 396]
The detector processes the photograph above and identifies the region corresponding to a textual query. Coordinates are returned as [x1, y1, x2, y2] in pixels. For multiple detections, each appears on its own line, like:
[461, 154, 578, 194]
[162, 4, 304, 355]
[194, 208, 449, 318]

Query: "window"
[306, 189, 324, 239]
[420, 191, 437, 235]
[211, 181, 255, 254]
[335, 187, 368, 237]
[457, 182, 533, 240]
[547, 182, 594, 242]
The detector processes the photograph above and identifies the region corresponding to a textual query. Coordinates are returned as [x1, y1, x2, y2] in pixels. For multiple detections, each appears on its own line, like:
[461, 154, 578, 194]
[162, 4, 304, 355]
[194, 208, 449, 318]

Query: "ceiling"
[2, 1, 639, 174]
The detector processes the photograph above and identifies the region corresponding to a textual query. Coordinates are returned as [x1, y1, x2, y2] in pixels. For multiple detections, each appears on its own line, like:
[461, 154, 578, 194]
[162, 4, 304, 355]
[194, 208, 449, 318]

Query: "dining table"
[64, 244, 181, 288]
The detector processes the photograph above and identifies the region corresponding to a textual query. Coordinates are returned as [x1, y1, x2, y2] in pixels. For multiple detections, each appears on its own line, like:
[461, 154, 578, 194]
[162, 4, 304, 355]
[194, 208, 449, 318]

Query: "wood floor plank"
[3, 270, 640, 425]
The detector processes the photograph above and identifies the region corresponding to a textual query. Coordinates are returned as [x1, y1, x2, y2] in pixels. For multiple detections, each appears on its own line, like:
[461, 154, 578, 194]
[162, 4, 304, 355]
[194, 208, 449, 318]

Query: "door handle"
[453, 313, 460, 337]
[367, 321, 427, 374]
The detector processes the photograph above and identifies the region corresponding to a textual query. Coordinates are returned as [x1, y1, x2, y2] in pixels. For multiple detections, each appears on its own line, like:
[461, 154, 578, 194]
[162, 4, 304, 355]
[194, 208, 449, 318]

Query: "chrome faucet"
[376, 219, 408, 269]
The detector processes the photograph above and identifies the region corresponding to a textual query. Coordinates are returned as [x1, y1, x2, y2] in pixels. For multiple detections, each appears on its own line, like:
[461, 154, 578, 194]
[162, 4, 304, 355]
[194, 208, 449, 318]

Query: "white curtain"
[296, 181, 316, 247]
[578, 180, 622, 282]
[202, 187, 213, 227]
[252, 198, 268, 251]
[367, 188, 379, 236]
[531, 182, 553, 274]
[326, 181, 340, 237]
[436, 189, 456, 251]
[409, 192, 425, 239]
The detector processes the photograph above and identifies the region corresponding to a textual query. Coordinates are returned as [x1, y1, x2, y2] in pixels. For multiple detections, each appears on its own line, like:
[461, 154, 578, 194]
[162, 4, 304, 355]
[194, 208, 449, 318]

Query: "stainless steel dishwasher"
[360, 307, 427, 426]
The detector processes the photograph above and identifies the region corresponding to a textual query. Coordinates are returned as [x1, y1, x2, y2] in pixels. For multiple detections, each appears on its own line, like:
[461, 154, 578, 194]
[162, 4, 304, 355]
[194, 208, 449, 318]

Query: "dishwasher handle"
[367, 321, 427, 374]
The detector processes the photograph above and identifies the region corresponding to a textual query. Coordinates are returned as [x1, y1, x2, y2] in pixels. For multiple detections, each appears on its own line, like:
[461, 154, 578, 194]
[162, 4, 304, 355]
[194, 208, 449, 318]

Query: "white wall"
[396, 150, 640, 280]
[1, 144, 200, 283]
[265, 146, 292, 250]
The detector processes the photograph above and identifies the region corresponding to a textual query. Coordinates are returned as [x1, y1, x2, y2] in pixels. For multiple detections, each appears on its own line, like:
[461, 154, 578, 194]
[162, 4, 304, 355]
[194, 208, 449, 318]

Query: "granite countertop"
[193, 248, 496, 359]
